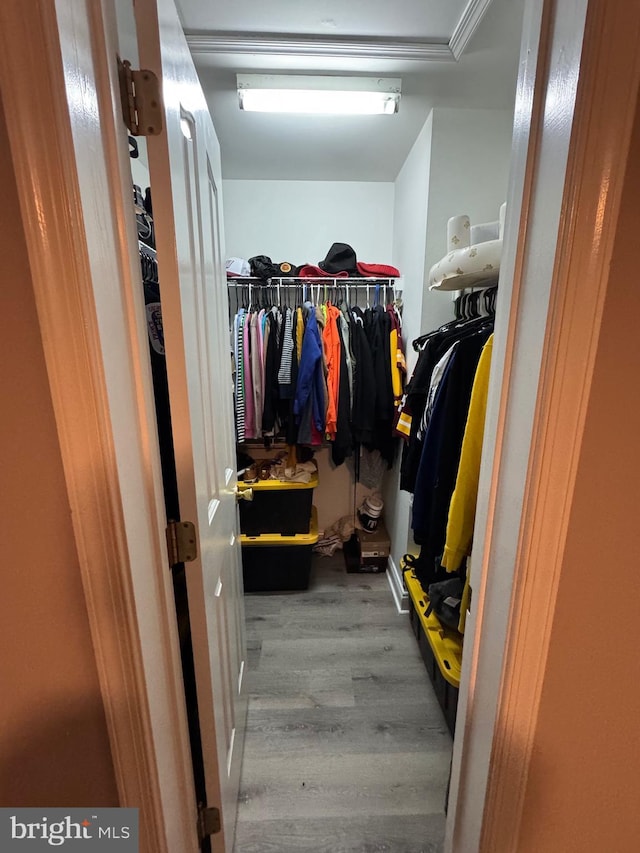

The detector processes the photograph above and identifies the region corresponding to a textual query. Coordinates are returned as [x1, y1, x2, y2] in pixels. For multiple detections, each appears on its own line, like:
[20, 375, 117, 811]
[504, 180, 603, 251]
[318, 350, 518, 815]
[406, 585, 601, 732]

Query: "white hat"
[226, 257, 251, 277]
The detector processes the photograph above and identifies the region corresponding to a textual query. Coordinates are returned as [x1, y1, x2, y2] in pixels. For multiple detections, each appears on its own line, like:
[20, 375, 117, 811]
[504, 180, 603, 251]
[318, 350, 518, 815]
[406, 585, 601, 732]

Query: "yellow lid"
[404, 568, 463, 688]
[240, 506, 319, 546]
[237, 472, 318, 491]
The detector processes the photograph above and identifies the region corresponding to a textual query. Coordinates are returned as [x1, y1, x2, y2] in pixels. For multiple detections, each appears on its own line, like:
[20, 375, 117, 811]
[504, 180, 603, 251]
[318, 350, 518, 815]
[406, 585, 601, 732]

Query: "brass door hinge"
[118, 57, 163, 136]
[197, 805, 221, 840]
[166, 520, 198, 566]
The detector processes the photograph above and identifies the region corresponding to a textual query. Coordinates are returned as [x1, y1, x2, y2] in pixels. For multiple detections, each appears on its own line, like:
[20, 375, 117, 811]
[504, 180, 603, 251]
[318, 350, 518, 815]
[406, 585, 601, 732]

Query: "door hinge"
[118, 57, 163, 136]
[166, 520, 198, 566]
[197, 805, 221, 840]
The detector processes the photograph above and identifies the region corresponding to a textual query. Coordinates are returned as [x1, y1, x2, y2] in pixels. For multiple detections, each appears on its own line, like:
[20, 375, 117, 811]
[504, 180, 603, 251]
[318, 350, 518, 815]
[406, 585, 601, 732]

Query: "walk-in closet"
[180, 0, 524, 848]
[4, 0, 636, 850]
[127, 0, 524, 850]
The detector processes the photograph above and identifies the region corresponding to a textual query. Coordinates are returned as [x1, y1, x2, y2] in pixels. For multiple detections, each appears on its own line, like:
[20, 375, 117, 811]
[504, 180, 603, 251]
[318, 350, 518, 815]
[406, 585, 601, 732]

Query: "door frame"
[2, 1, 640, 852]
[446, 0, 640, 849]
[477, 1, 640, 847]
[0, 2, 199, 851]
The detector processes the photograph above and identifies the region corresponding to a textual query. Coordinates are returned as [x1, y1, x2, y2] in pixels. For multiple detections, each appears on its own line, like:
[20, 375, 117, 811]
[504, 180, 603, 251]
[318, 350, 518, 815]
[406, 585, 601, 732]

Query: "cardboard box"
[344, 521, 390, 573]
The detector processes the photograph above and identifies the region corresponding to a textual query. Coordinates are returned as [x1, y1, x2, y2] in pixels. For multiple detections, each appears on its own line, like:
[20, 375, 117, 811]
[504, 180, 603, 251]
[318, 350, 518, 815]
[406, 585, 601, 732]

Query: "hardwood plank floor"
[233, 554, 452, 853]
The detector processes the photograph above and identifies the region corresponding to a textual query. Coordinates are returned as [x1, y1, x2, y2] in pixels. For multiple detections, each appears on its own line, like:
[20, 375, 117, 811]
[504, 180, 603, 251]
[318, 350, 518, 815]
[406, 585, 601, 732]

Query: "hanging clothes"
[280, 305, 300, 446]
[229, 280, 404, 464]
[399, 312, 492, 493]
[294, 305, 326, 436]
[278, 306, 294, 390]
[442, 334, 494, 573]
[418, 342, 459, 441]
[387, 304, 406, 411]
[332, 321, 353, 466]
[254, 308, 265, 428]
[322, 303, 342, 440]
[410, 325, 492, 588]
[338, 308, 354, 413]
[243, 312, 256, 439]
[295, 305, 304, 364]
[363, 304, 396, 466]
[349, 309, 376, 447]
[262, 308, 283, 436]
[408, 306, 493, 590]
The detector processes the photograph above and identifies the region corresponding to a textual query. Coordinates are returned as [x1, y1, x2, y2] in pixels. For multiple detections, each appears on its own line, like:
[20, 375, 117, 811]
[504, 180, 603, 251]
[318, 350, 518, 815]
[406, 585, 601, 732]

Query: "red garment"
[310, 421, 324, 446]
[356, 261, 400, 277]
[298, 265, 349, 278]
[322, 303, 342, 440]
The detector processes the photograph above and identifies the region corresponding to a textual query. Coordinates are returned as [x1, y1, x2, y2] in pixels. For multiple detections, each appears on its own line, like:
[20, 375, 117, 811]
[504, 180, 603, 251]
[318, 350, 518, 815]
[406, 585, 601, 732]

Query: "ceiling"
[177, 0, 524, 181]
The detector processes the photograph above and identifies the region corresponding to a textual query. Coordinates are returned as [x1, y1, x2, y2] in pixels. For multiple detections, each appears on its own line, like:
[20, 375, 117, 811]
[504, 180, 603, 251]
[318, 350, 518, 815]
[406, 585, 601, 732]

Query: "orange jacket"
[322, 303, 342, 439]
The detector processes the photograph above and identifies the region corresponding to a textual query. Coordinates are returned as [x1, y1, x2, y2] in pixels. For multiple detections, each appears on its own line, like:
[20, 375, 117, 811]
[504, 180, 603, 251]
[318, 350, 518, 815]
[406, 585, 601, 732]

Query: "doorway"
[204, 5, 524, 853]
[2, 0, 636, 849]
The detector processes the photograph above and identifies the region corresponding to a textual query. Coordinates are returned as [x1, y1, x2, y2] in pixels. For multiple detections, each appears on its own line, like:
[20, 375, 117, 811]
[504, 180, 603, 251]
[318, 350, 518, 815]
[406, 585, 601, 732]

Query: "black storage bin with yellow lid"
[403, 565, 462, 736]
[237, 471, 318, 536]
[241, 507, 319, 592]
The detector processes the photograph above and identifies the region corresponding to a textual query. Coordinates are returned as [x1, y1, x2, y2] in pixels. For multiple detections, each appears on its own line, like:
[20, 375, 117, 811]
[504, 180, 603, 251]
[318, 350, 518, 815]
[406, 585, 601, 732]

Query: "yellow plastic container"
[402, 565, 462, 734]
[237, 472, 319, 536]
[404, 568, 462, 688]
[237, 473, 319, 492]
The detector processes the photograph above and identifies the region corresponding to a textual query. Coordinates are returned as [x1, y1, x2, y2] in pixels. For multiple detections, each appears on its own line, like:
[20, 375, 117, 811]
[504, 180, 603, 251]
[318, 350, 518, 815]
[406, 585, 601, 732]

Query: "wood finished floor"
[233, 554, 452, 853]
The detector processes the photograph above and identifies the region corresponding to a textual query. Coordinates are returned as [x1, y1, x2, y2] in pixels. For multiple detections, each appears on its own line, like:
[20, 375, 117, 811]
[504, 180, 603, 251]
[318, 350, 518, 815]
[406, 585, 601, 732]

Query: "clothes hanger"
[468, 291, 481, 319]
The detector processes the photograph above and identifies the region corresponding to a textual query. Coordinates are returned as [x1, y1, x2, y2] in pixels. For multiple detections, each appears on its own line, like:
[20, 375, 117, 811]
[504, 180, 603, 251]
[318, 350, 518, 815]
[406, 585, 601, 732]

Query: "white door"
[2, 0, 245, 846]
[116, 1, 248, 849]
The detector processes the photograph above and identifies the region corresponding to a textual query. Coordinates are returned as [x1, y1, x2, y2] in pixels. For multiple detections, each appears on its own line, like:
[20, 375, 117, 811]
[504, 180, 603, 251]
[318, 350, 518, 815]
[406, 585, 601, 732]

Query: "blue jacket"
[294, 307, 325, 432]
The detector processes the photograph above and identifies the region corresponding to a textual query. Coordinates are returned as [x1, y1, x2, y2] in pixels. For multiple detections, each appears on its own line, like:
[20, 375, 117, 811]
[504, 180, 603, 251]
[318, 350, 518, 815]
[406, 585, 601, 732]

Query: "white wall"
[383, 113, 433, 594]
[223, 179, 394, 265]
[422, 108, 514, 331]
[384, 107, 514, 604]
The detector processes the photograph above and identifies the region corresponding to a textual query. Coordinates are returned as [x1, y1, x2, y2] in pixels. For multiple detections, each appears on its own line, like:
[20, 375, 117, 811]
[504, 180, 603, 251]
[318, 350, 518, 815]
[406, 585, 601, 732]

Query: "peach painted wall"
[0, 98, 119, 807]
[514, 91, 640, 851]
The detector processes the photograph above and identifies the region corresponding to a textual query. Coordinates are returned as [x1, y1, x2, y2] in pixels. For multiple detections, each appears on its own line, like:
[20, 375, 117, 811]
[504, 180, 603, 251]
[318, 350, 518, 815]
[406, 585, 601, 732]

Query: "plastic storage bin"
[241, 507, 319, 592]
[403, 565, 462, 735]
[237, 472, 319, 536]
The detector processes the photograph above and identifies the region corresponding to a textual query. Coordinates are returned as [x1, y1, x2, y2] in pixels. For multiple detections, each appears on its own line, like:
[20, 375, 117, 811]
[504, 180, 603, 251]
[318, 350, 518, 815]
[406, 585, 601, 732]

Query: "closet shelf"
[429, 267, 499, 292]
[227, 276, 402, 285]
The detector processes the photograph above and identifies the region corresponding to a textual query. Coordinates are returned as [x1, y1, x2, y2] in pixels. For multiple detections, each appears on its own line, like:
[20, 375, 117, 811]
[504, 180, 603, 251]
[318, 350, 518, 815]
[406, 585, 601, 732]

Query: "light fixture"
[237, 75, 401, 116]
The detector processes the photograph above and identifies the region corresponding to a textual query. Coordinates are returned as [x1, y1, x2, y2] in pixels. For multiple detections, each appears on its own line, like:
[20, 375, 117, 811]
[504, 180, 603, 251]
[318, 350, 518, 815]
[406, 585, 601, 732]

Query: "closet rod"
[226, 278, 398, 286]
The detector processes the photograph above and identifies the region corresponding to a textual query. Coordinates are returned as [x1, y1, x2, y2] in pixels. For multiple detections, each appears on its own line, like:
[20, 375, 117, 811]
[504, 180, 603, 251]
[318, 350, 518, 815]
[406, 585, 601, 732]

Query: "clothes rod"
[226, 278, 398, 286]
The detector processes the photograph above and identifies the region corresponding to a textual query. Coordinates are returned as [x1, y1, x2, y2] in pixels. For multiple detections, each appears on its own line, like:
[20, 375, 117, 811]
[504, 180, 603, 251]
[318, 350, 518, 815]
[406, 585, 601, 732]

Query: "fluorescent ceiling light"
[237, 75, 401, 116]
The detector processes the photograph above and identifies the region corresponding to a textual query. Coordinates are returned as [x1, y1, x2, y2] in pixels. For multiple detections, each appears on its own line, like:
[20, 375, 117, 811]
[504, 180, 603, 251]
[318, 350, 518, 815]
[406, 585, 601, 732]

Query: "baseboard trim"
[387, 555, 409, 614]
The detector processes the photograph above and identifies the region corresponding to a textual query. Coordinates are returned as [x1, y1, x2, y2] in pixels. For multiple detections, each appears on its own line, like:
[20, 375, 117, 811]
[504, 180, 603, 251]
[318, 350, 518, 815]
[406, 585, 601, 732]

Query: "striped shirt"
[234, 310, 245, 442]
[278, 307, 294, 385]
